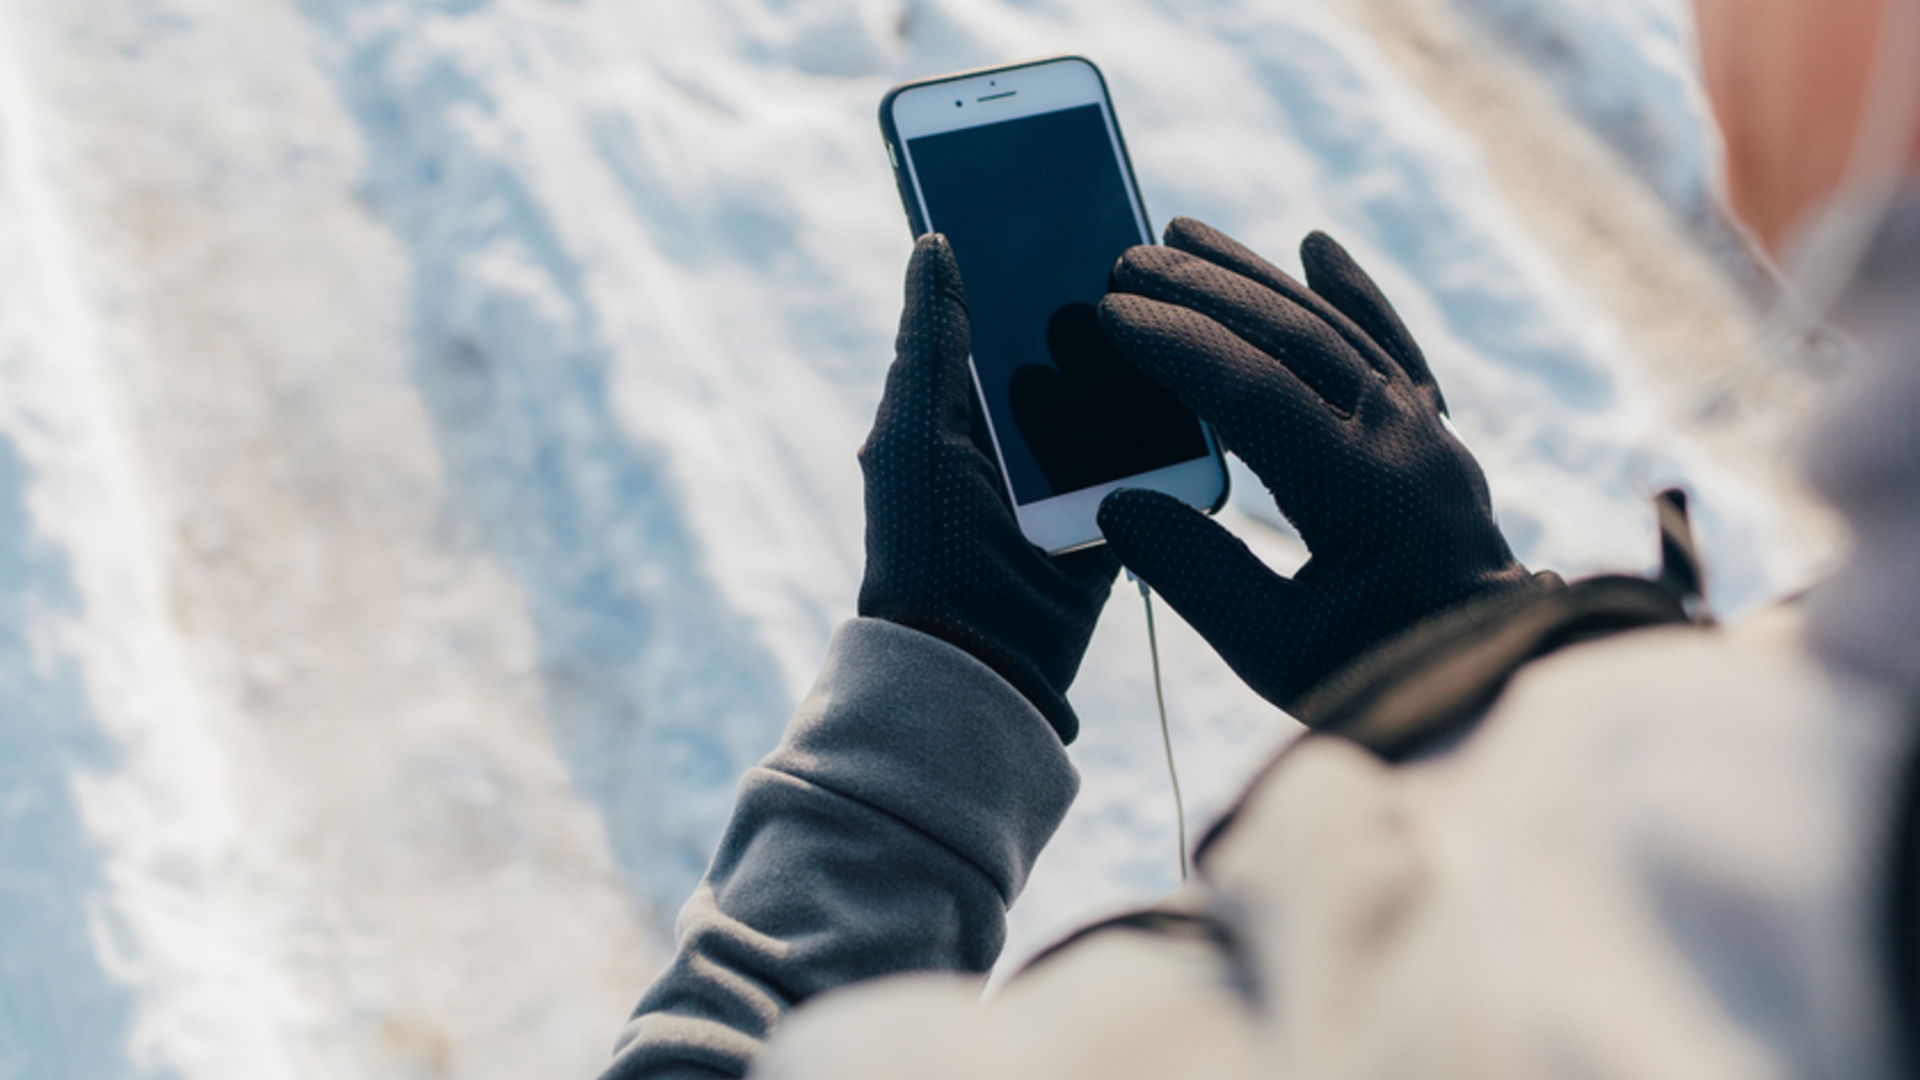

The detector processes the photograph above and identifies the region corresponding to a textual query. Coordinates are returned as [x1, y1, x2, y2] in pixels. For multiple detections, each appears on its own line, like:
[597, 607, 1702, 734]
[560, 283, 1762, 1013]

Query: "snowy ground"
[0, 0, 1838, 1077]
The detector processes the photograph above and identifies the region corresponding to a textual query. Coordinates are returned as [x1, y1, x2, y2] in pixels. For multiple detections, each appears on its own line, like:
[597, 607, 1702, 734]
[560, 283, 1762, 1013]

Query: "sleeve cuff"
[764, 618, 1080, 903]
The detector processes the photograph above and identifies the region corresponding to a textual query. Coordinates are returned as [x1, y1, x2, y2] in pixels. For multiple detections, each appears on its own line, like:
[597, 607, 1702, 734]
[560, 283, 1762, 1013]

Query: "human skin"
[1693, 0, 1920, 254]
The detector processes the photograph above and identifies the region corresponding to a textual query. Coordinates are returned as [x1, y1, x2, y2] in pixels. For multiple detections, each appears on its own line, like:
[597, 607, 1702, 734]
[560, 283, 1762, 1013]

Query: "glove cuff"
[780, 617, 1081, 899]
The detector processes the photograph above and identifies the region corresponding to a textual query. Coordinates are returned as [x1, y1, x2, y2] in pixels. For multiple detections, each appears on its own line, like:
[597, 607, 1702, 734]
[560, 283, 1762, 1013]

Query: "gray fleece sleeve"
[599, 617, 1081, 1080]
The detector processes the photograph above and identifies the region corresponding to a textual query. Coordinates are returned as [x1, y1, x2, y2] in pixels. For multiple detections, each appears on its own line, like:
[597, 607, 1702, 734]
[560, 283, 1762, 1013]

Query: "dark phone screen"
[907, 103, 1210, 505]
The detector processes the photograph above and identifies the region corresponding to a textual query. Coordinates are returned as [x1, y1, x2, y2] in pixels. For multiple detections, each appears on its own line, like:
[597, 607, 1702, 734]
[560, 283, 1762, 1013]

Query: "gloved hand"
[858, 234, 1120, 744]
[1095, 218, 1531, 713]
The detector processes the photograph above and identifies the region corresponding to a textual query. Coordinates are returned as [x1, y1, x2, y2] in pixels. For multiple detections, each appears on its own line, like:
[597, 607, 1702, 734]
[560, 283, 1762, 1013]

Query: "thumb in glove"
[858, 234, 1119, 743]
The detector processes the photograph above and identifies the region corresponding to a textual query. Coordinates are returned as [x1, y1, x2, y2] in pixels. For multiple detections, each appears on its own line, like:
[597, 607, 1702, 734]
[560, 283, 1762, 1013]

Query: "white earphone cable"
[1137, 576, 1188, 882]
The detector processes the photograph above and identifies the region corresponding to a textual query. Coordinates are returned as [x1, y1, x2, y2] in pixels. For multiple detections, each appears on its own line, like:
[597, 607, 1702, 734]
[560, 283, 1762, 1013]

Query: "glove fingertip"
[1096, 488, 1217, 578]
[1298, 230, 1351, 278]
[1098, 483, 1181, 517]
[910, 233, 966, 304]
[1163, 217, 1284, 281]
[1094, 292, 1146, 345]
[1092, 294, 1180, 383]
[872, 233, 978, 462]
[1096, 486, 1161, 540]
[1301, 232, 1386, 313]
[1161, 215, 1219, 252]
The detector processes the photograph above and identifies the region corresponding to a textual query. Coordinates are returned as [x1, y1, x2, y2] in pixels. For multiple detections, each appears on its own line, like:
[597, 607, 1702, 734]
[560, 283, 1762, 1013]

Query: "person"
[600, 0, 1920, 1074]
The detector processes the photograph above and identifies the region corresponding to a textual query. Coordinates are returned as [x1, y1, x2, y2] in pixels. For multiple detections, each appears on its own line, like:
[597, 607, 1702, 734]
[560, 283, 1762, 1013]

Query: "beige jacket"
[761, 606, 1909, 1079]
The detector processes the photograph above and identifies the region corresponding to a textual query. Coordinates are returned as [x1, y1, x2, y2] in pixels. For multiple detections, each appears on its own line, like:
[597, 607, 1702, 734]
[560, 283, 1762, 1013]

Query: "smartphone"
[880, 56, 1229, 554]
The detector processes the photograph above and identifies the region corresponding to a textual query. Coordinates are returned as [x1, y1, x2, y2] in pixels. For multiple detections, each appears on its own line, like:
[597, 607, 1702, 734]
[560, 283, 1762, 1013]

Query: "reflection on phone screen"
[907, 104, 1210, 506]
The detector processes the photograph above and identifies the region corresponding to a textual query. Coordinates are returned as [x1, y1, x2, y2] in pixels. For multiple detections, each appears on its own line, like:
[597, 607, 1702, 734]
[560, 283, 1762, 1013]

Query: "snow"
[0, 0, 1832, 1076]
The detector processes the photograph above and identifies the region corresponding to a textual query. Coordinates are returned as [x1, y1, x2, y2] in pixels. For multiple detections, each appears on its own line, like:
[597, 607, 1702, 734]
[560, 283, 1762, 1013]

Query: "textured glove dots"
[1096, 219, 1530, 712]
[858, 235, 1119, 744]
[858, 224, 1525, 735]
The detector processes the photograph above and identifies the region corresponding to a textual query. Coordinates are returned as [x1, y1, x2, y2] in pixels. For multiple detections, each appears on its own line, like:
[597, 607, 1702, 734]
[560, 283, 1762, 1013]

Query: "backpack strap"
[1295, 573, 1689, 758]
[1296, 488, 1709, 760]
[1194, 489, 1712, 862]
[1013, 890, 1265, 1004]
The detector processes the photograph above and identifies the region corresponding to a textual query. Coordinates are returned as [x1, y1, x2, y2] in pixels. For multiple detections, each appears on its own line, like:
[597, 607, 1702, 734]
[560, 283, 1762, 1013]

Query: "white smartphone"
[880, 56, 1230, 554]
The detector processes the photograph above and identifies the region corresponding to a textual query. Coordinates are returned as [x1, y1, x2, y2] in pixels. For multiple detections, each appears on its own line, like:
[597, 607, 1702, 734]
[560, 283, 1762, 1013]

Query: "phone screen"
[906, 104, 1211, 506]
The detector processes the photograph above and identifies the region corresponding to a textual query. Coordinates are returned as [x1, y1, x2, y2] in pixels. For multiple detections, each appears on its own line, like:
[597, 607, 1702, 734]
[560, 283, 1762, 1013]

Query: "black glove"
[858, 235, 1120, 744]
[1094, 218, 1531, 713]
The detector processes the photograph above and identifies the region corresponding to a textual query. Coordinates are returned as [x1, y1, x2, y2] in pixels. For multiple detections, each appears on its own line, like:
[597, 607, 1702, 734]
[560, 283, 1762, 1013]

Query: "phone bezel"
[880, 56, 1230, 555]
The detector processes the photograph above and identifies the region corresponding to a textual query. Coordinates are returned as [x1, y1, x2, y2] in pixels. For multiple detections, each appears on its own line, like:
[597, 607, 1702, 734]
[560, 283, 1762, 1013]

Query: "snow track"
[3, 3, 654, 1077]
[0, 0, 1836, 1076]
[0, 14, 304, 1074]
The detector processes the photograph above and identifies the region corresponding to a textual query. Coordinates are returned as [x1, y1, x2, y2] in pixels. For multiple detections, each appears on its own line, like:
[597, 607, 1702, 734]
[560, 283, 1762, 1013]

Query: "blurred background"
[0, 0, 1845, 1077]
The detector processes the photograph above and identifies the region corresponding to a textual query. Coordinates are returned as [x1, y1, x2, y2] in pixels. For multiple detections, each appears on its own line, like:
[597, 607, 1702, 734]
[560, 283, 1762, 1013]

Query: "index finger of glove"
[862, 234, 974, 462]
[1097, 292, 1347, 487]
[1160, 218, 1402, 385]
[1109, 243, 1373, 417]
